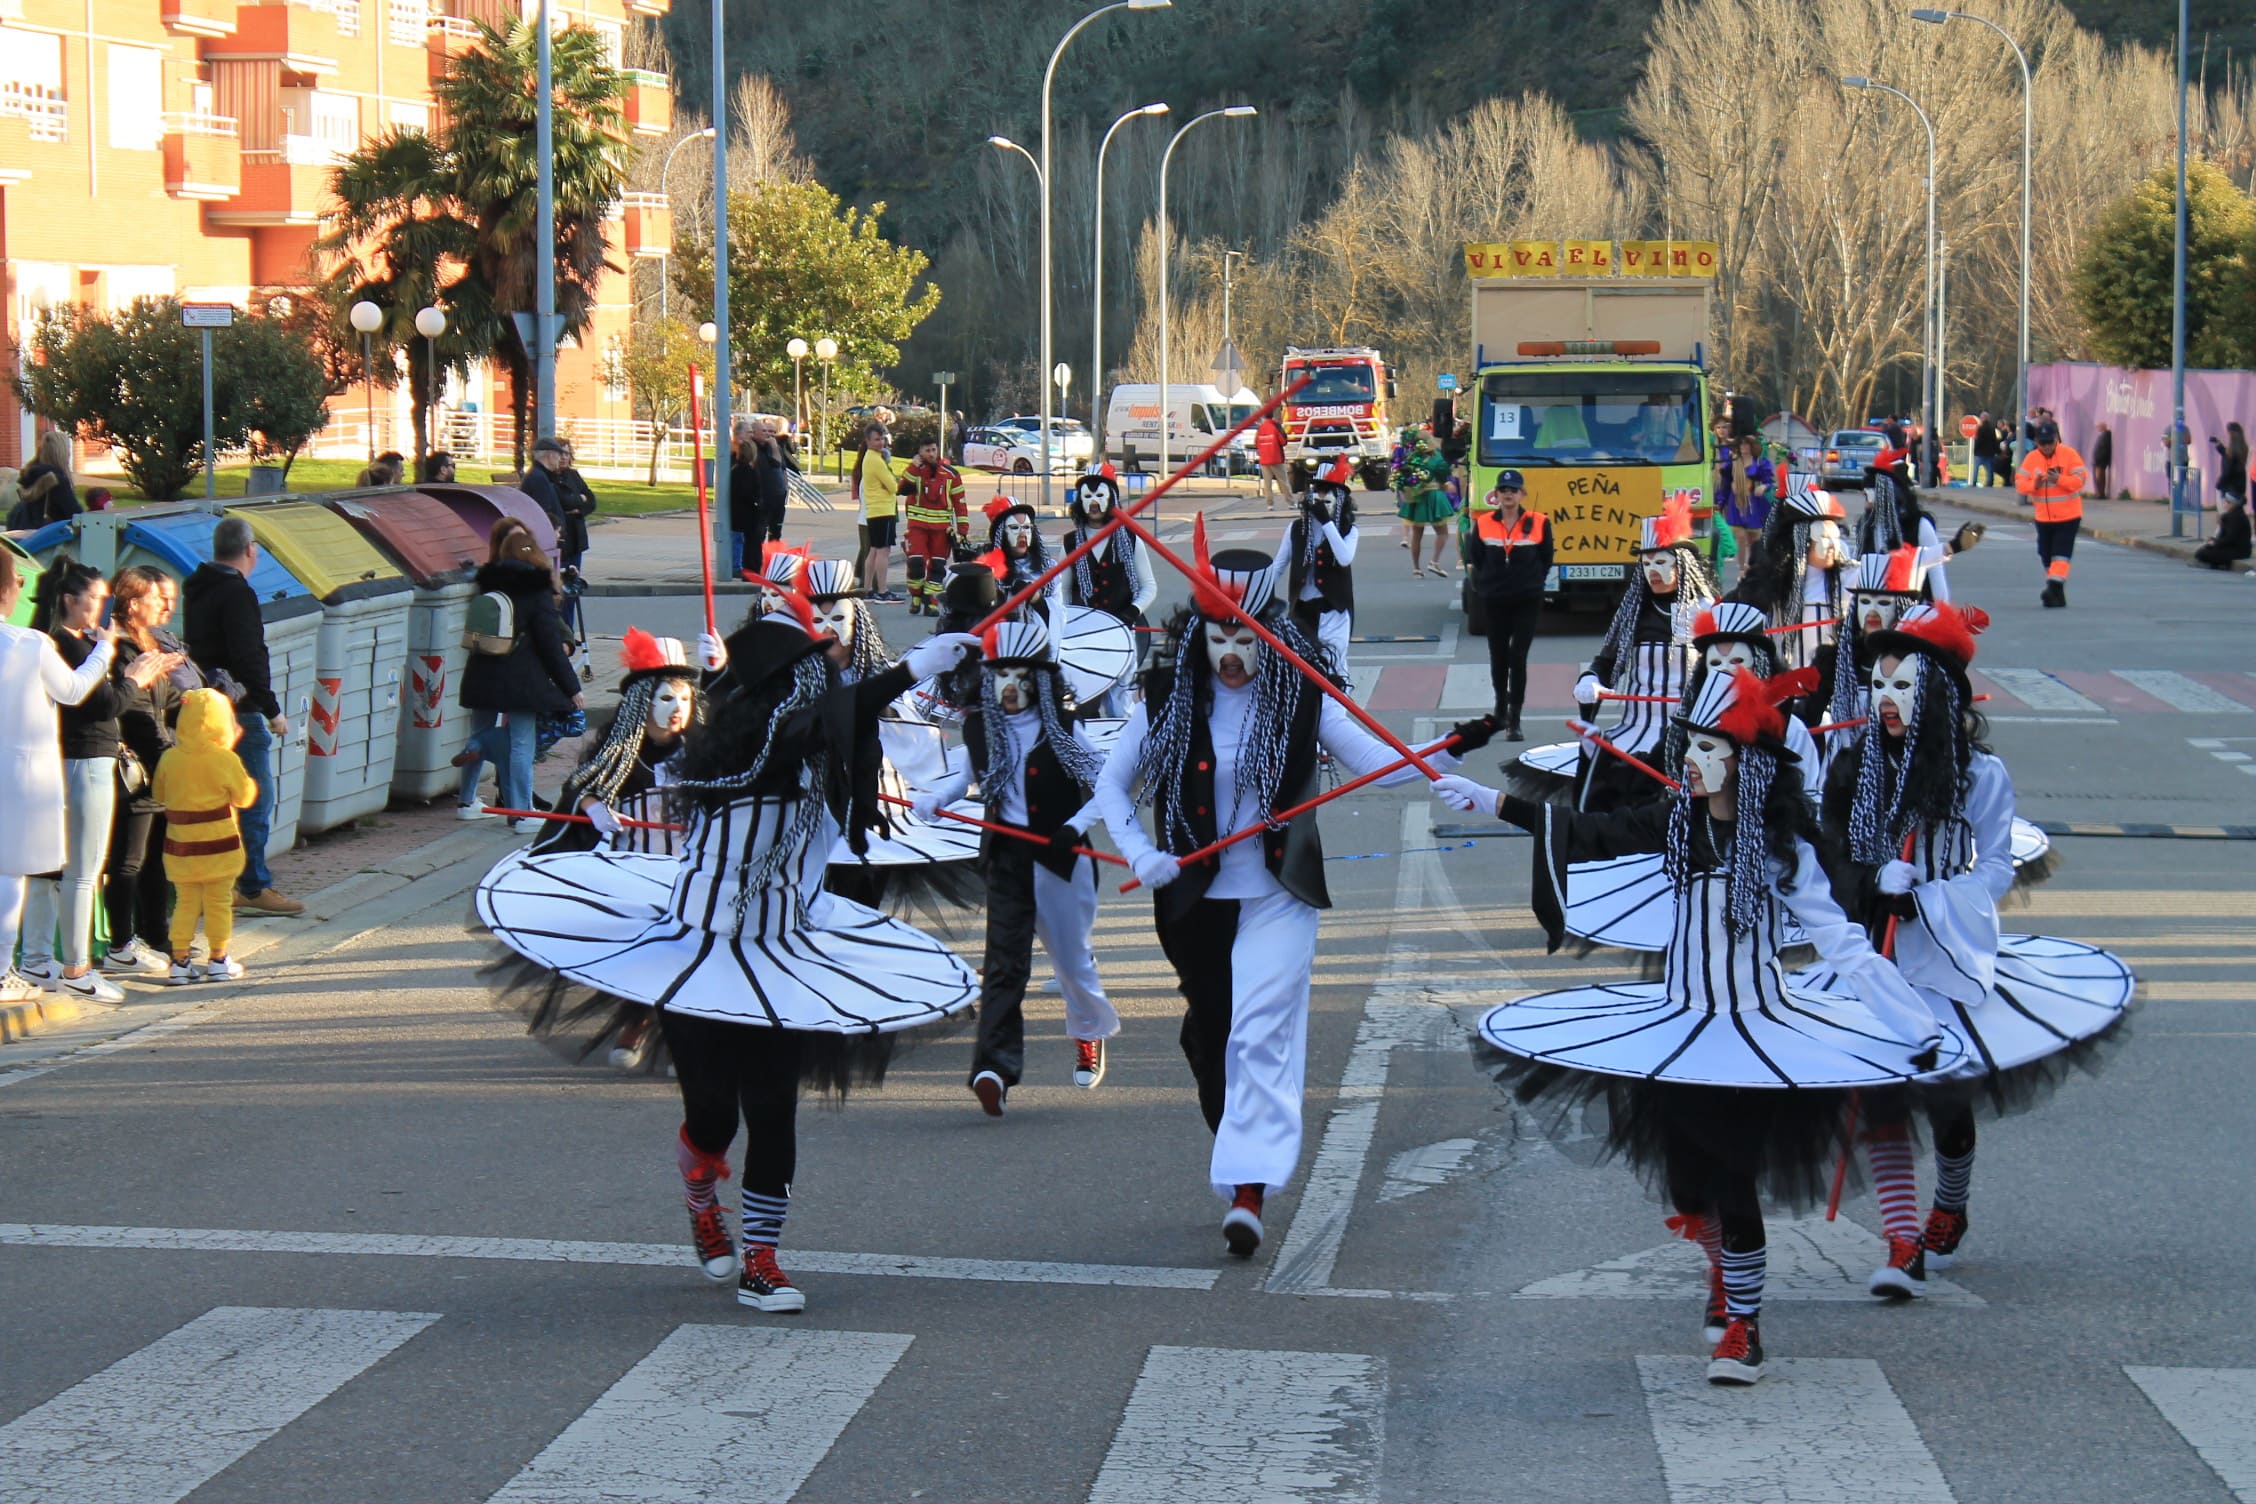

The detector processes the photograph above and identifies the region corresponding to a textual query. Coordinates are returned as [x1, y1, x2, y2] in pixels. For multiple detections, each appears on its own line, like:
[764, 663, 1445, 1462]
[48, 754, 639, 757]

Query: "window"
[0, 31, 66, 141]
[387, 100, 430, 133]
[308, 90, 360, 156]
[1288, 365, 1376, 405]
[107, 44, 162, 151]
[1478, 370, 1706, 468]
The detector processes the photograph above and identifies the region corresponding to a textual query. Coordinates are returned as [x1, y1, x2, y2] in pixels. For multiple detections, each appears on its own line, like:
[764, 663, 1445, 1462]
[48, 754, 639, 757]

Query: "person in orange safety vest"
[2014, 420, 2087, 609]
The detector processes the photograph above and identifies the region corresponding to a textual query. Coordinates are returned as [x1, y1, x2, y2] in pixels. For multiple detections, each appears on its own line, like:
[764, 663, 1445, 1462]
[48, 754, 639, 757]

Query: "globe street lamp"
[1843, 77, 1937, 484]
[815, 336, 839, 479]
[1038, 0, 1172, 513]
[1091, 102, 1168, 455]
[349, 299, 383, 460]
[658, 125, 719, 323]
[414, 305, 447, 466]
[1910, 9, 2031, 471]
[787, 336, 810, 437]
[1158, 106, 1256, 480]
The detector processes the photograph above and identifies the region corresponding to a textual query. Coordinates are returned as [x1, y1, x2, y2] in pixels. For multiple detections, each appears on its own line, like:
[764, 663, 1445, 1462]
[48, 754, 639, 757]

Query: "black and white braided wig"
[1843, 653, 1989, 869]
[1856, 470, 1930, 556]
[1295, 488, 1357, 575]
[1594, 543, 1717, 671]
[671, 648, 836, 927]
[1069, 522, 1137, 606]
[1826, 613, 1869, 728]
[1661, 738, 1814, 937]
[1130, 602, 1334, 855]
[556, 673, 699, 814]
[1756, 505, 1844, 626]
[991, 510, 1053, 586]
[978, 664, 1107, 791]
[832, 600, 893, 682]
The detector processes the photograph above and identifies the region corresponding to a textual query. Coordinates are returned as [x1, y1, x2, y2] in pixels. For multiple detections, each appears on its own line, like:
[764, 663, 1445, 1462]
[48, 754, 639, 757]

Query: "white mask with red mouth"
[1640, 548, 1681, 594]
[1702, 639, 1757, 674]
[990, 664, 1033, 713]
[1871, 653, 1921, 736]
[1805, 519, 1844, 570]
[1075, 485, 1112, 524]
[1682, 730, 1737, 798]
[999, 514, 1034, 556]
[813, 596, 856, 646]
[647, 678, 695, 739]
[1853, 592, 1906, 637]
[1205, 618, 1262, 683]
[759, 584, 796, 617]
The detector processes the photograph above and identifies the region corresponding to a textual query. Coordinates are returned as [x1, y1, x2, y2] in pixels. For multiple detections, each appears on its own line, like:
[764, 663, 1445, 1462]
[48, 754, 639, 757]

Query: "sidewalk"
[1941, 484, 2212, 564]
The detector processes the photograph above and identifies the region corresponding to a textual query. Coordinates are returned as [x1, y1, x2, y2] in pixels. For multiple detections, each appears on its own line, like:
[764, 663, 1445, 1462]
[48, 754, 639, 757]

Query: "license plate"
[1561, 564, 1625, 581]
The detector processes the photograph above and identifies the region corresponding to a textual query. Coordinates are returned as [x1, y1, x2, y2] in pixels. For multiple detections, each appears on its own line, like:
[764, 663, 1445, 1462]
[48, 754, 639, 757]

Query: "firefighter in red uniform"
[900, 438, 970, 616]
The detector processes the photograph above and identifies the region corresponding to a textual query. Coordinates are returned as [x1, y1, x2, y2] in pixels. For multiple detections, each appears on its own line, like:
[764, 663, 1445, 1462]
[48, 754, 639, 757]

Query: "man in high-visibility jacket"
[899, 438, 970, 616]
[2014, 420, 2088, 608]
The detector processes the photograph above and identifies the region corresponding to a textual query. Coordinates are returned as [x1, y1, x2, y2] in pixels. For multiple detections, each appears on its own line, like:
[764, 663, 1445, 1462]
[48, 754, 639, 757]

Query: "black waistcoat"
[1286, 519, 1354, 613]
[966, 702, 1088, 878]
[1149, 671, 1329, 921]
[1063, 528, 1135, 616]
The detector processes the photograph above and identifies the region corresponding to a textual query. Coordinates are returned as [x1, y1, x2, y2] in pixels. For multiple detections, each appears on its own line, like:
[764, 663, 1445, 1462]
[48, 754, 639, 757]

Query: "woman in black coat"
[454, 520, 582, 830]
[101, 567, 195, 975]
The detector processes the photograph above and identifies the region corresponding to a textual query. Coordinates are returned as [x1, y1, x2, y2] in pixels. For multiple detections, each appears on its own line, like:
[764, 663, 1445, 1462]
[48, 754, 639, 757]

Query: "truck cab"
[1279, 347, 1396, 491]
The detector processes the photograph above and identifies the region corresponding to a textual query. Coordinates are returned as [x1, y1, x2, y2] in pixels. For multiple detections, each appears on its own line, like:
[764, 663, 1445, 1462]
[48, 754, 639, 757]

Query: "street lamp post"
[1844, 77, 1937, 485]
[1091, 102, 1168, 456]
[534, 0, 555, 444]
[815, 336, 838, 479]
[2171, 0, 2190, 520]
[1158, 106, 1256, 481]
[349, 300, 382, 460]
[698, 321, 717, 478]
[787, 336, 809, 436]
[414, 305, 447, 467]
[1911, 9, 2030, 469]
[1038, 0, 1171, 517]
[658, 126, 718, 323]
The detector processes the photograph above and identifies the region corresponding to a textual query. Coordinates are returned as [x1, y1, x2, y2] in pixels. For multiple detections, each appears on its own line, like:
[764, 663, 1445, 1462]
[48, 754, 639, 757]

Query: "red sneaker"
[1706, 1316, 1766, 1385]
[738, 1245, 806, 1313]
[1073, 1037, 1106, 1089]
[1867, 1234, 1928, 1299]
[1922, 1206, 1969, 1270]
[1223, 1183, 1264, 1258]
[688, 1204, 735, 1282]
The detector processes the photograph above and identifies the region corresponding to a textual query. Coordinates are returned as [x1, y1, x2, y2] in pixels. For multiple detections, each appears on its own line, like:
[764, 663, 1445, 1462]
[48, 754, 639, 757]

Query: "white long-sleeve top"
[927, 710, 1106, 830]
[0, 623, 116, 875]
[1891, 750, 2013, 1007]
[1284, 519, 1359, 602]
[1094, 681, 1456, 901]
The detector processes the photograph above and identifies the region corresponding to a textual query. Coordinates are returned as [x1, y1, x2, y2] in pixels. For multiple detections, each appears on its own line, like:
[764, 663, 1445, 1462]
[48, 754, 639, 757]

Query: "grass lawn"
[102, 458, 772, 516]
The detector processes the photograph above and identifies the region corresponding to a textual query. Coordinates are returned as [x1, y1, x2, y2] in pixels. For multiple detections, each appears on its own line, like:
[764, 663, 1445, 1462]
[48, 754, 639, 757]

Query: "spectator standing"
[0, 546, 116, 1004]
[1970, 412, 2002, 487]
[183, 516, 305, 916]
[152, 688, 259, 984]
[726, 430, 758, 579]
[1722, 435, 1775, 581]
[453, 519, 582, 828]
[899, 437, 969, 616]
[1254, 412, 1289, 510]
[516, 436, 570, 540]
[102, 566, 193, 977]
[15, 430, 81, 527]
[2091, 422, 2114, 499]
[133, 573, 199, 954]
[853, 423, 903, 602]
[2209, 422, 2249, 510]
[1465, 471, 1551, 741]
[748, 420, 800, 546]
[2014, 420, 2088, 609]
[555, 440, 599, 574]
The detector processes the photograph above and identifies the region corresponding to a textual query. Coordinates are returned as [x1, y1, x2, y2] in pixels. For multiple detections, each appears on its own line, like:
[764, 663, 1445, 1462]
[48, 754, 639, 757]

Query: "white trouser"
[1210, 888, 1324, 1199]
[1033, 856, 1117, 1042]
[21, 756, 119, 973]
[1310, 607, 1351, 679]
[0, 874, 25, 975]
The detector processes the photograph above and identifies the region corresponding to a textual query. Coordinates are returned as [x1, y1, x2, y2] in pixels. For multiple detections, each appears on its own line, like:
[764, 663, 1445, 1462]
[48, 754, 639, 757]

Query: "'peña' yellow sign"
[1464, 240, 1719, 281]
[1520, 467, 1668, 560]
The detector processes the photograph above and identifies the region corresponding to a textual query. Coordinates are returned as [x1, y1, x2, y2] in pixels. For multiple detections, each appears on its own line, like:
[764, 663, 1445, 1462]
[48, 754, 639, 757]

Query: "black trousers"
[2035, 517, 2081, 568]
[971, 841, 1039, 1087]
[758, 495, 788, 543]
[1156, 896, 1240, 1134]
[1484, 593, 1542, 721]
[662, 1010, 802, 1197]
[1666, 1162, 1764, 1252]
[105, 801, 159, 953]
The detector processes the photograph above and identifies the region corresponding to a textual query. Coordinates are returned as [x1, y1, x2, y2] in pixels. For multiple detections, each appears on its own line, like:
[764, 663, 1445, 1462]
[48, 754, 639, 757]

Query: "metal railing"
[299, 0, 361, 35]
[159, 110, 240, 138]
[242, 132, 344, 166]
[0, 82, 68, 142]
[425, 13, 481, 41]
[387, 0, 426, 45]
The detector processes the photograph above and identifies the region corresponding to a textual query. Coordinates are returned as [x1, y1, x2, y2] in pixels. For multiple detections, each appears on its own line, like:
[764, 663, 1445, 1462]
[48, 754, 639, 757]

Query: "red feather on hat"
[984, 493, 1018, 524]
[1691, 605, 1721, 640]
[1713, 665, 1820, 748]
[772, 590, 820, 637]
[1895, 601, 1987, 669]
[620, 626, 668, 674]
[1649, 494, 1694, 550]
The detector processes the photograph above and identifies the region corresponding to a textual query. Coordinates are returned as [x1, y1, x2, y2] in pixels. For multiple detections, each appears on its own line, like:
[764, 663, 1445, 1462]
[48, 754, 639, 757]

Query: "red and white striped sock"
[1865, 1125, 1920, 1241]
[676, 1124, 731, 1214]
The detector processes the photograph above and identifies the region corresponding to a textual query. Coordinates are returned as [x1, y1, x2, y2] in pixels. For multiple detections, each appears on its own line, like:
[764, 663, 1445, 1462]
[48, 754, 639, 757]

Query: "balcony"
[163, 113, 242, 200]
[425, 14, 481, 82]
[161, 0, 238, 37]
[620, 192, 670, 258]
[0, 82, 68, 147]
[300, 0, 360, 39]
[623, 69, 670, 136]
[204, 5, 342, 76]
[386, 0, 426, 46]
[208, 135, 338, 225]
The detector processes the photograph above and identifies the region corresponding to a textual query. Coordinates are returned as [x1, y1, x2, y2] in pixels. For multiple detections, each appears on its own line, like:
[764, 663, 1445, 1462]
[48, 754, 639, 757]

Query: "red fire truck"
[1279, 346, 1396, 491]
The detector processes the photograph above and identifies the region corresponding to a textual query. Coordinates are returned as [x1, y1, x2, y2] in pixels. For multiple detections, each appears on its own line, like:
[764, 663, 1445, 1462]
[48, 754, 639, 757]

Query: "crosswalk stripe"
[0, 1306, 437, 1504]
[2113, 671, 2254, 715]
[1088, 1346, 1385, 1503]
[1980, 667, 2103, 714]
[488, 1326, 910, 1504]
[2058, 670, 2177, 714]
[1439, 662, 1493, 710]
[1637, 1356, 1954, 1502]
[2125, 1366, 2256, 1501]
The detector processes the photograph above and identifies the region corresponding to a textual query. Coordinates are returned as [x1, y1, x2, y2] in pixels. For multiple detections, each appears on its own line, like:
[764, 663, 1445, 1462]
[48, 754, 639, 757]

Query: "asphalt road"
[2, 489, 2251, 1503]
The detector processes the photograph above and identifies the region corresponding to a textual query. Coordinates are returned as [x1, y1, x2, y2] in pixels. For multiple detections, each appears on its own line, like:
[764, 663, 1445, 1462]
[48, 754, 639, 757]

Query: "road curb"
[0, 994, 85, 1043]
[1940, 488, 2201, 563]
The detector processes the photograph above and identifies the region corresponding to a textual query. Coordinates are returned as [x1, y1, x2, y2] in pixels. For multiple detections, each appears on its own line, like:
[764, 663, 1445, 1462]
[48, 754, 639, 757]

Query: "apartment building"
[0, 0, 675, 469]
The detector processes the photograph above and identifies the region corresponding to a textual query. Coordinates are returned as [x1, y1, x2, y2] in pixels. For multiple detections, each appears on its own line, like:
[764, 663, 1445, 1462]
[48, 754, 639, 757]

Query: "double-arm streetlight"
[1910, 9, 2030, 469]
[1157, 105, 1256, 479]
[1091, 102, 1169, 453]
[1844, 76, 1938, 484]
[658, 125, 718, 323]
[1036, 0, 1171, 509]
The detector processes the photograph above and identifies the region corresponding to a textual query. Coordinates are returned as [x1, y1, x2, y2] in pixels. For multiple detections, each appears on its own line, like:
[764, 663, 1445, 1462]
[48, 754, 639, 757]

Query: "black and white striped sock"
[741, 1188, 790, 1250]
[1720, 1244, 1765, 1319]
[1933, 1148, 1975, 1213]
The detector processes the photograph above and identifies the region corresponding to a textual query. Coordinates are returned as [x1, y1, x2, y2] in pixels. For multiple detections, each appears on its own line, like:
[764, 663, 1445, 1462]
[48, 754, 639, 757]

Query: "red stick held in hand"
[483, 806, 684, 833]
[878, 793, 1128, 868]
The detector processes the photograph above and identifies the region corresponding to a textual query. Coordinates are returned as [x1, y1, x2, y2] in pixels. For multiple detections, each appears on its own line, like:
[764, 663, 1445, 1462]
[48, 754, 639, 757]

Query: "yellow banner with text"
[1464, 240, 1719, 281]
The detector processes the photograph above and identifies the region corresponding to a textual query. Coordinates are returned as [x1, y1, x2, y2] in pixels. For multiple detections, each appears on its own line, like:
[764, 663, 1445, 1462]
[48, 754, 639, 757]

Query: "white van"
[1104, 384, 1259, 473]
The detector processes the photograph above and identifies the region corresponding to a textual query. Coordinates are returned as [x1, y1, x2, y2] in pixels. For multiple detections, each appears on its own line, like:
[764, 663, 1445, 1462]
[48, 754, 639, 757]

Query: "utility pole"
[534, 0, 555, 443]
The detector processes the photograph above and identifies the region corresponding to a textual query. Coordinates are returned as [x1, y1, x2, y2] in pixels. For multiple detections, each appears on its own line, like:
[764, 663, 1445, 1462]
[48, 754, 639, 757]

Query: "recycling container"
[26, 507, 323, 864]
[224, 500, 413, 834]
[1, 536, 42, 625]
[417, 482, 559, 561]
[323, 490, 485, 800]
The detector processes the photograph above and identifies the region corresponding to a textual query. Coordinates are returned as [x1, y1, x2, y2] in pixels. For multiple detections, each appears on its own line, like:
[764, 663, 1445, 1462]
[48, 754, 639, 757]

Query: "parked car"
[989, 415, 1097, 464]
[1821, 428, 1888, 485]
[963, 426, 1078, 475]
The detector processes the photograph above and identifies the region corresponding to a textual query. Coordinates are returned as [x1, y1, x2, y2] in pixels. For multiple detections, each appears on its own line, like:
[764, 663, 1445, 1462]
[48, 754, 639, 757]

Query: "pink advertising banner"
[2028, 362, 2256, 501]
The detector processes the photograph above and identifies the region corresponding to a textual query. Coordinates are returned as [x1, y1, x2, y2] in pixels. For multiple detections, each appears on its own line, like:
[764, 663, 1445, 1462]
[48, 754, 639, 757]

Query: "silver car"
[1821, 429, 1888, 485]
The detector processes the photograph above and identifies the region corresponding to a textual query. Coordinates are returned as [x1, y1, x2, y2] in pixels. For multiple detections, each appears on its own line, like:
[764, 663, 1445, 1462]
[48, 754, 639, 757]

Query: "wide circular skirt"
[475, 846, 978, 1035]
[1056, 605, 1137, 706]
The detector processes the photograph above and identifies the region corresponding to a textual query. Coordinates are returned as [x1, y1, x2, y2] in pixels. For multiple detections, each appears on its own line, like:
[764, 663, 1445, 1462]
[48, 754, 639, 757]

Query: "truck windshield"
[1478, 371, 1704, 467]
[1287, 366, 1377, 405]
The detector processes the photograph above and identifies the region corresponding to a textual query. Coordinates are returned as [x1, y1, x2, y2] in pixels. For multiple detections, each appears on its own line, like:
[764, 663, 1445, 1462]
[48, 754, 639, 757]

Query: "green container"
[2, 536, 41, 626]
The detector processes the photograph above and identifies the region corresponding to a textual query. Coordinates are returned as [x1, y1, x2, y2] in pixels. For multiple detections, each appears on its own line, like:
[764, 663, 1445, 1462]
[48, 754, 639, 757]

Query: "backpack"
[463, 590, 517, 655]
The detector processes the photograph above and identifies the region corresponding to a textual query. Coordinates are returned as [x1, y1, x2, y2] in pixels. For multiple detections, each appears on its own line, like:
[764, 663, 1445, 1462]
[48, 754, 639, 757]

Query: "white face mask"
[1703, 640, 1756, 673]
[1683, 731, 1736, 798]
[1205, 620, 1261, 681]
[1806, 520, 1842, 569]
[1853, 592, 1904, 637]
[759, 584, 793, 617]
[1077, 488, 1111, 522]
[647, 679, 694, 738]
[1641, 549, 1680, 594]
[814, 597, 856, 646]
[991, 664, 1032, 712]
[1000, 515, 1034, 554]
[1871, 653, 1921, 737]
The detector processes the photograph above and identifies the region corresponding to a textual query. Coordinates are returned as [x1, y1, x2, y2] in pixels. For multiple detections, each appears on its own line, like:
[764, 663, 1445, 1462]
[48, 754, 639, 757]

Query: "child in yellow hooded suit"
[151, 688, 259, 983]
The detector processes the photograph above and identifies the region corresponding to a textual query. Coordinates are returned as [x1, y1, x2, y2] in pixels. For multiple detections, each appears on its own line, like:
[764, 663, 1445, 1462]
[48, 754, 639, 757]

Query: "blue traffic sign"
[1437, 373, 1458, 391]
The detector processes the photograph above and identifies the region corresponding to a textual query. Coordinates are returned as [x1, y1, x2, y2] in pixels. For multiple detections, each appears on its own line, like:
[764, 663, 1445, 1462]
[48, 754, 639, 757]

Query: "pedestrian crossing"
[5, 1304, 2250, 1502]
[1344, 660, 2256, 716]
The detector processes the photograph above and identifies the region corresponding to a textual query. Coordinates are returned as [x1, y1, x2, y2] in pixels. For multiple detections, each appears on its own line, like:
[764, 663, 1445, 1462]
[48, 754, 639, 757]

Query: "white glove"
[1131, 850, 1182, 890]
[910, 789, 945, 822]
[582, 800, 622, 838]
[1877, 859, 1919, 896]
[1432, 774, 1502, 817]
[697, 632, 727, 673]
[1574, 673, 1606, 705]
[902, 632, 982, 681]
